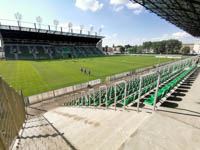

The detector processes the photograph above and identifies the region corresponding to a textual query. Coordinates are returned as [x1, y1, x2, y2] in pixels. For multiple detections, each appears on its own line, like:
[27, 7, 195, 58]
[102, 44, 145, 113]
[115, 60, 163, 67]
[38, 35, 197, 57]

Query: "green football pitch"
[0, 55, 173, 96]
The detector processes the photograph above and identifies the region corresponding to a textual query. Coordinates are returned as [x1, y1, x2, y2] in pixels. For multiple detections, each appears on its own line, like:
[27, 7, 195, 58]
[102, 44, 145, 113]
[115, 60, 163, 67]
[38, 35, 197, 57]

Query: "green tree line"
[103, 39, 183, 54]
[142, 39, 182, 54]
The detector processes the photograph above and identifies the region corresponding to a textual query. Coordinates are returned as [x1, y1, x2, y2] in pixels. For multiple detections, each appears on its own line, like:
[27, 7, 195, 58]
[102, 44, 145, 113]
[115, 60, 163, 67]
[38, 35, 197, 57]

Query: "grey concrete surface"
[157, 68, 200, 129]
[119, 113, 200, 150]
[120, 67, 200, 150]
[13, 67, 200, 150]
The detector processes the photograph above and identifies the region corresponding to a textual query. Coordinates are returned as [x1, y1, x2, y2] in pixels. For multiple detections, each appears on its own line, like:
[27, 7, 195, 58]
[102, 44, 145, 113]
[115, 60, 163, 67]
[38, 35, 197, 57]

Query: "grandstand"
[1, 0, 200, 150]
[0, 24, 105, 60]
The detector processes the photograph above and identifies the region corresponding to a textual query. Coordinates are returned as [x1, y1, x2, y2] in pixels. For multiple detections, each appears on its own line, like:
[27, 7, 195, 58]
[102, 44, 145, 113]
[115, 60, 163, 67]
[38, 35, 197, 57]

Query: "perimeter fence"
[0, 77, 26, 150]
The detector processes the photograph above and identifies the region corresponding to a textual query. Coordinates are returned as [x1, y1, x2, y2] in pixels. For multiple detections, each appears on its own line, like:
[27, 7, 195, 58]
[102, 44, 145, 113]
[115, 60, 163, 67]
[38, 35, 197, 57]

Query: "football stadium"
[0, 0, 200, 150]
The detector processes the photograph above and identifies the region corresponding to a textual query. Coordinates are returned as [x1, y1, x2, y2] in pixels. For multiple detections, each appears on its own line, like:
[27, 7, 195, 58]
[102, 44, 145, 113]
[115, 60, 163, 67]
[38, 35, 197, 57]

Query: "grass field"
[0, 55, 173, 96]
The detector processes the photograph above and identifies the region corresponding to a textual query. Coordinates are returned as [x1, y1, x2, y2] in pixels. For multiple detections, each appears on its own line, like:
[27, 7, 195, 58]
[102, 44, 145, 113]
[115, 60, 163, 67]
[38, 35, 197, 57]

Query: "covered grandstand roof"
[0, 25, 103, 45]
[0, 24, 104, 40]
[131, 0, 200, 37]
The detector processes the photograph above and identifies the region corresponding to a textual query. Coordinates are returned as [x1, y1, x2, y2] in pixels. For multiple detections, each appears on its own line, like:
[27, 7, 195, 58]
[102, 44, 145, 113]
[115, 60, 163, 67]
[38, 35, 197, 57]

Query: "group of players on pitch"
[81, 67, 91, 75]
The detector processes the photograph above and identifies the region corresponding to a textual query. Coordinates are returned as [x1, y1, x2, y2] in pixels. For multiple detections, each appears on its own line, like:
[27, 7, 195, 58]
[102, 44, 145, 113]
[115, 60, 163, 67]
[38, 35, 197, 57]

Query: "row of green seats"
[120, 68, 181, 106]
[145, 65, 196, 105]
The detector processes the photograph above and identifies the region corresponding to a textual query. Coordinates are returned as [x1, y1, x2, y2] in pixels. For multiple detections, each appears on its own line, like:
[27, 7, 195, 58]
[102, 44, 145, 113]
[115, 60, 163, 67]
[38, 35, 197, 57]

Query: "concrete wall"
[28, 79, 101, 105]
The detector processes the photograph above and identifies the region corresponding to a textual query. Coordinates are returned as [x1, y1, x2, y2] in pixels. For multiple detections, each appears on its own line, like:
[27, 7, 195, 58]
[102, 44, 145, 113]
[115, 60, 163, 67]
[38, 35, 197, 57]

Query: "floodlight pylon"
[14, 12, 22, 27]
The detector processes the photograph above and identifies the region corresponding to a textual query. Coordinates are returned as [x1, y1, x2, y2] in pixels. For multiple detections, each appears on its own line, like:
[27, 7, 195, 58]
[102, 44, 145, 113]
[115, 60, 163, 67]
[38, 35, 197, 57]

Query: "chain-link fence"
[0, 77, 26, 150]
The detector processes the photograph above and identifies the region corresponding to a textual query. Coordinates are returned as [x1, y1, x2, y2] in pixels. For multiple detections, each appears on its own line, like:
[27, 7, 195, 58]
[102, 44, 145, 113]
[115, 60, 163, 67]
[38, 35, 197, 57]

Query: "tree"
[142, 39, 182, 54]
[128, 46, 138, 54]
[167, 39, 182, 53]
[117, 45, 125, 53]
[124, 44, 132, 52]
[152, 42, 160, 53]
[143, 41, 152, 53]
[182, 46, 190, 54]
[105, 45, 108, 52]
[103, 45, 108, 52]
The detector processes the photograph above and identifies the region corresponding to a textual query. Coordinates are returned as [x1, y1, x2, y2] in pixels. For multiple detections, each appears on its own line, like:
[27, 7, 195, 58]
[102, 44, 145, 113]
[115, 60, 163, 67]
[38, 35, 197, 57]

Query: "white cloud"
[151, 32, 192, 42]
[105, 33, 118, 40]
[150, 31, 200, 44]
[103, 33, 119, 46]
[110, 0, 129, 5]
[110, 0, 143, 14]
[112, 33, 118, 38]
[126, 2, 141, 9]
[114, 6, 124, 12]
[100, 25, 105, 28]
[172, 32, 191, 39]
[75, 0, 103, 12]
[133, 9, 143, 15]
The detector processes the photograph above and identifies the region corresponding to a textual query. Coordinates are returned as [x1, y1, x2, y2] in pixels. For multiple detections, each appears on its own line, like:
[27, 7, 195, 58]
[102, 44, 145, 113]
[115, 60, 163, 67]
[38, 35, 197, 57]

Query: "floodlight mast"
[68, 22, 73, 33]
[89, 25, 94, 35]
[80, 25, 84, 34]
[14, 12, 22, 27]
[36, 16, 42, 29]
[53, 20, 59, 31]
[98, 28, 102, 36]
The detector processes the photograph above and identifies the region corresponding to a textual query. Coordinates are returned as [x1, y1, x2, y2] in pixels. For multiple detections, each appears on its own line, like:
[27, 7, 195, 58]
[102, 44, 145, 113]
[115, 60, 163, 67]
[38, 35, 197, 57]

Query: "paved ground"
[13, 66, 200, 150]
[13, 115, 72, 150]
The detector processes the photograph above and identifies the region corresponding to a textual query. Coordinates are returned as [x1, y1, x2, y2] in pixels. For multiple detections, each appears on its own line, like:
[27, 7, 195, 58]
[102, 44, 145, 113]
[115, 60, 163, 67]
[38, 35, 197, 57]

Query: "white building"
[193, 41, 200, 54]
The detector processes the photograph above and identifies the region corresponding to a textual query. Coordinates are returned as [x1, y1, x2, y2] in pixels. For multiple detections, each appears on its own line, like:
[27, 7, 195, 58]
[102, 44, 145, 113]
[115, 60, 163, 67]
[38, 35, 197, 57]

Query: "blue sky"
[0, 0, 199, 46]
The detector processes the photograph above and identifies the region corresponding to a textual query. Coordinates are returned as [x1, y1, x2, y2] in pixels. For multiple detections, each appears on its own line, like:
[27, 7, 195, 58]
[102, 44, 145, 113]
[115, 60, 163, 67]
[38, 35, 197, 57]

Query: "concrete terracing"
[44, 107, 150, 150]
[120, 67, 200, 150]
[120, 113, 200, 150]
[13, 67, 200, 150]
[156, 68, 200, 129]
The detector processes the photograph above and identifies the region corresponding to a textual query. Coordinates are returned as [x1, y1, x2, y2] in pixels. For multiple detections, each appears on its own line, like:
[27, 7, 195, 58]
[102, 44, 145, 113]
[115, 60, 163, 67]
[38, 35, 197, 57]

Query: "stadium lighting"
[98, 27, 102, 36]
[53, 20, 59, 31]
[68, 22, 73, 33]
[14, 12, 22, 27]
[90, 25, 94, 35]
[80, 25, 84, 34]
[36, 16, 42, 29]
